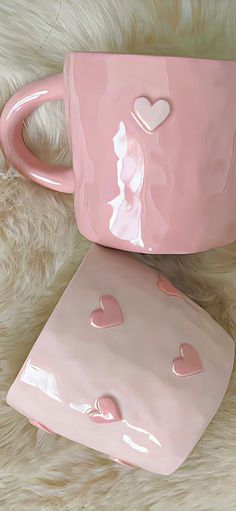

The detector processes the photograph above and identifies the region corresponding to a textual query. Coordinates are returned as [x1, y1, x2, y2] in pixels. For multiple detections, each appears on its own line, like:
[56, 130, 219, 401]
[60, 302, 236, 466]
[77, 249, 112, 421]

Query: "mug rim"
[67, 50, 236, 65]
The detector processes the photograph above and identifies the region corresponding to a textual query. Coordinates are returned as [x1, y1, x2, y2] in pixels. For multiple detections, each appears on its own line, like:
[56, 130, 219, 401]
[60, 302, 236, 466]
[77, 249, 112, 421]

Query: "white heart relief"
[133, 97, 171, 132]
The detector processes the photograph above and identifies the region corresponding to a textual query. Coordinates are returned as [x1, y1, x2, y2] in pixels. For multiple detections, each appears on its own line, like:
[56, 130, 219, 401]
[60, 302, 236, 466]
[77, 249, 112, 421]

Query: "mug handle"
[0, 73, 74, 193]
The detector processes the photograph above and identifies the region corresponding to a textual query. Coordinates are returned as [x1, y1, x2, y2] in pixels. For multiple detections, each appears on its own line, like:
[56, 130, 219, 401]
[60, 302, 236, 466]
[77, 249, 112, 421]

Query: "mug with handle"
[1, 52, 236, 254]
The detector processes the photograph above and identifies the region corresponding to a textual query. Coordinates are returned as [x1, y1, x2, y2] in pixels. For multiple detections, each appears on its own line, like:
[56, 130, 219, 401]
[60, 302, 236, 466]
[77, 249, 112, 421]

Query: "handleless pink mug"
[1, 52, 236, 254]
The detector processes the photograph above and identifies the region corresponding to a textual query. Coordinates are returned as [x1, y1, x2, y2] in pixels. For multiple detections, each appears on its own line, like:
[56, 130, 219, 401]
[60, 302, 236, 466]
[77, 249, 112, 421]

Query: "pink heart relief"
[90, 295, 123, 329]
[157, 275, 183, 297]
[6, 245, 235, 476]
[133, 97, 171, 132]
[172, 343, 203, 377]
[89, 396, 122, 424]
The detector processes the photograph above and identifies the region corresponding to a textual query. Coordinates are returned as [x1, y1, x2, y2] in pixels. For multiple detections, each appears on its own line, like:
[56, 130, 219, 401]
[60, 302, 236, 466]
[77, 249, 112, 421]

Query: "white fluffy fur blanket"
[0, 1, 236, 510]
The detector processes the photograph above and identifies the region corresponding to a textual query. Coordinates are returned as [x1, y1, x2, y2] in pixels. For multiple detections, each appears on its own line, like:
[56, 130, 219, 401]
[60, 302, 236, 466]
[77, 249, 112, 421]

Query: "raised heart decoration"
[90, 295, 123, 329]
[157, 275, 182, 297]
[133, 97, 171, 132]
[88, 396, 122, 424]
[172, 343, 203, 377]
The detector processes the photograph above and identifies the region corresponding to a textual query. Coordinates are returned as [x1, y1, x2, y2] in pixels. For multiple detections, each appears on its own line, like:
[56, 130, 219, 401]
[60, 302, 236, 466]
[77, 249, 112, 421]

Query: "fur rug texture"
[0, 1, 236, 510]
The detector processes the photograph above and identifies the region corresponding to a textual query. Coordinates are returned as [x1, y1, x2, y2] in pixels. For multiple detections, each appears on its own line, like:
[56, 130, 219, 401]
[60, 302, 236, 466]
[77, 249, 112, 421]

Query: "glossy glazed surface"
[64, 53, 236, 253]
[0, 74, 74, 193]
[90, 295, 123, 328]
[7, 245, 234, 475]
[2, 53, 236, 253]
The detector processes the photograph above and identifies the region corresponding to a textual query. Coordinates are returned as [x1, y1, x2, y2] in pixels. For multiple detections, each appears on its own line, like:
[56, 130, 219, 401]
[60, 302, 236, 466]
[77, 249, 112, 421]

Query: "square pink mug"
[6, 244, 235, 475]
[1, 52, 236, 254]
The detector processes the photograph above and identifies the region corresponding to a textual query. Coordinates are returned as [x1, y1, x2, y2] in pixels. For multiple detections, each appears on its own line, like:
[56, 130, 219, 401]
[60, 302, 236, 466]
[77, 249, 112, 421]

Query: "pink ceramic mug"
[1, 52, 236, 254]
[6, 244, 235, 475]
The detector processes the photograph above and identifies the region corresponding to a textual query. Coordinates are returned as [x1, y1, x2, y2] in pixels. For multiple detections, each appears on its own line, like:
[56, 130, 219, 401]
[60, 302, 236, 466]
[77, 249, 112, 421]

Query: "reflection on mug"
[109, 121, 145, 248]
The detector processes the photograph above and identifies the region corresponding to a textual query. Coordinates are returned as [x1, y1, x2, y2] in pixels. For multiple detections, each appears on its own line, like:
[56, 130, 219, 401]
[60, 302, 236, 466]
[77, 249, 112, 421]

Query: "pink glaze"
[0, 74, 74, 193]
[29, 420, 54, 434]
[90, 295, 123, 329]
[111, 457, 135, 468]
[7, 245, 234, 475]
[88, 396, 122, 424]
[2, 53, 236, 253]
[157, 276, 183, 297]
[172, 343, 203, 377]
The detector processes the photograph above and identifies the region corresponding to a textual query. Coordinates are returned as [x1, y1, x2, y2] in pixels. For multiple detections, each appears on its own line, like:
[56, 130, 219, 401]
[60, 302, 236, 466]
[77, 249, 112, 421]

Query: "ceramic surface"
[7, 245, 234, 475]
[1, 54, 236, 253]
